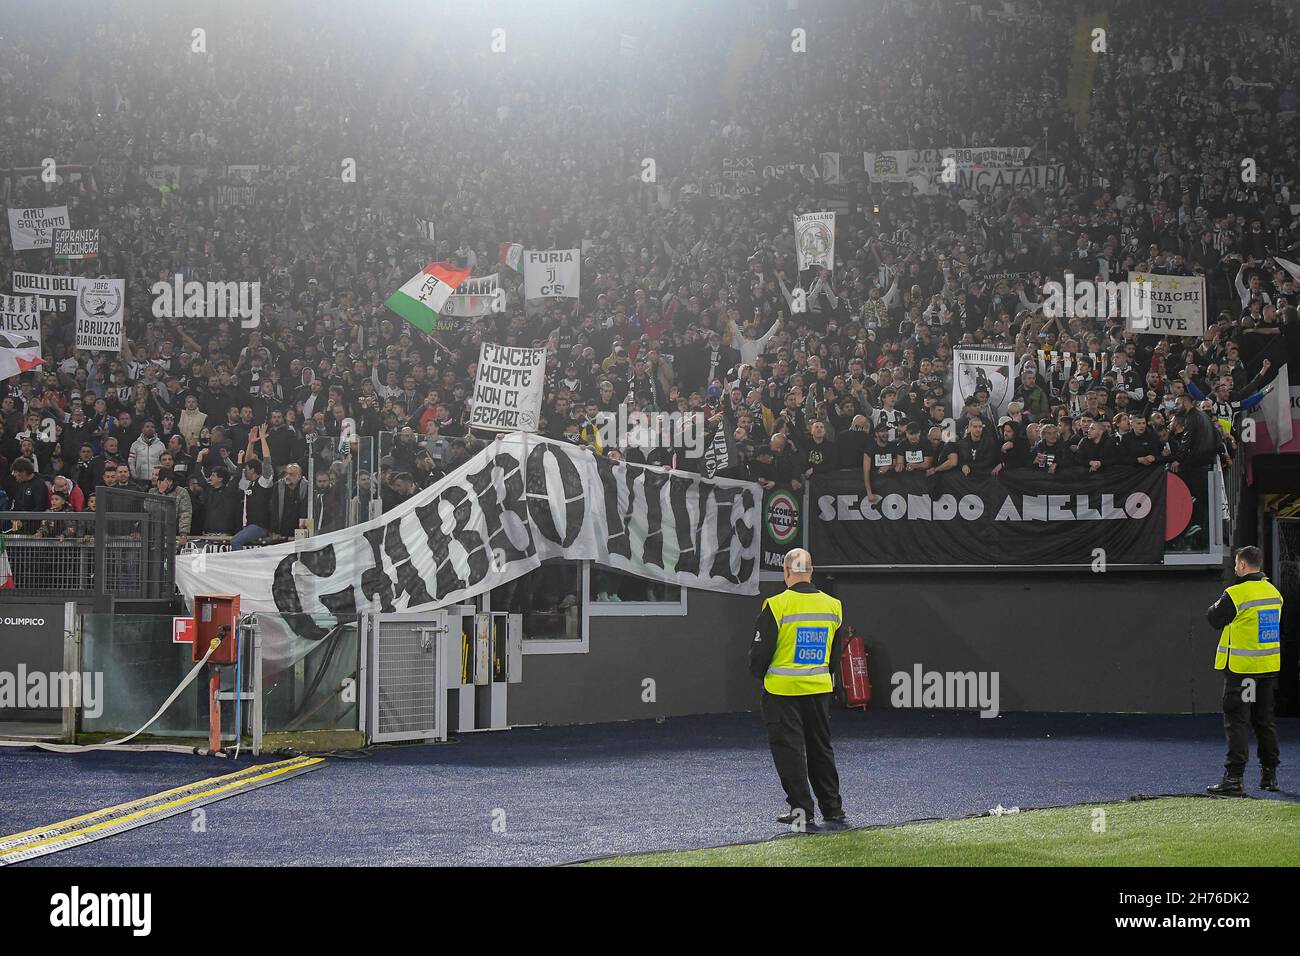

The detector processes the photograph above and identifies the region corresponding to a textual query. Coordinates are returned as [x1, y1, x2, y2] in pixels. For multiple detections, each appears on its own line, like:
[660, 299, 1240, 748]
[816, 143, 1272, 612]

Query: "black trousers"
[761, 690, 842, 818]
[1222, 672, 1281, 776]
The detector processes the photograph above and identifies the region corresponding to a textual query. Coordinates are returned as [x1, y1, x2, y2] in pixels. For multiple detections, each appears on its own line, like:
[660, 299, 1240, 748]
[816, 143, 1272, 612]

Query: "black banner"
[760, 487, 803, 574]
[810, 467, 1167, 567]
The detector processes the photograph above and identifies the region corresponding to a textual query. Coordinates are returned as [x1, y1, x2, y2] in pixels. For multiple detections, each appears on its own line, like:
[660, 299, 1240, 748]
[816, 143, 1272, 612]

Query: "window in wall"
[587, 564, 687, 616]
[493, 558, 586, 652]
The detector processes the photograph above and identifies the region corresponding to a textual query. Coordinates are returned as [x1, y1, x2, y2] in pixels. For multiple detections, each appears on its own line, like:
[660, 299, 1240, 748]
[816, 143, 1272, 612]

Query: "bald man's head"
[784, 548, 813, 584]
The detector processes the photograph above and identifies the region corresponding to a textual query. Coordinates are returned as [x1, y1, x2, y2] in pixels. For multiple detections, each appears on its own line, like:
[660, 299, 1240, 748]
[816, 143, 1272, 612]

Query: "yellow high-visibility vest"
[762, 588, 842, 696]
[1214, 578, 1283, 674]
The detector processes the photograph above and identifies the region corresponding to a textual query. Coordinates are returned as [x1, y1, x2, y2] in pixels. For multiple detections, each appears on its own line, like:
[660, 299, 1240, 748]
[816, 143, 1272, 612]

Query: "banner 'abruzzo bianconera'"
[75, 278, 125, 352]
[176, 434, 761, 662]
[809, 467, 1167, 567]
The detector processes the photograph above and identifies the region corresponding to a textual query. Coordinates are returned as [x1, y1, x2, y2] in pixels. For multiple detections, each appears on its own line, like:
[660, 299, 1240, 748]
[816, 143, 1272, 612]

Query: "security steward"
[749, 548, 847, 830]
[1206, 546, 1283, 795]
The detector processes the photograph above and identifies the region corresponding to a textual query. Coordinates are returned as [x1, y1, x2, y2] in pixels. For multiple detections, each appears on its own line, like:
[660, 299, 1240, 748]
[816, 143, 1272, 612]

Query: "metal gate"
[1273, 518, 1300, 598]
[367, 612, 449, 743]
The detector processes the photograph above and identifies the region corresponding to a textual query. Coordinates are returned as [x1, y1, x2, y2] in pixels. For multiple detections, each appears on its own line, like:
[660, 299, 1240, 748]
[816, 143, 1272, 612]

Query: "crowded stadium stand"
[0, 0, 1298, 870]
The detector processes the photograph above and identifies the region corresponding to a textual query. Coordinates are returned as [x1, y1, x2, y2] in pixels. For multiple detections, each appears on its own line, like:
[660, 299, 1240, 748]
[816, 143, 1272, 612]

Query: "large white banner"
[11, 272, 79, 315]
[1125, 272, 1205, 337]
[865, 146, 1034, 183]
[75, 277, 125, 352]
[6, 206, 70, 250]
[176, 434, 761, 663]
[795, 211, 835, 272]
[912, 164, 1065, 195]
[524, 249, 580, 299]
[0, 295, 42, 371]
[468, 342, 546, 432]
[953, 347, 1017, 420]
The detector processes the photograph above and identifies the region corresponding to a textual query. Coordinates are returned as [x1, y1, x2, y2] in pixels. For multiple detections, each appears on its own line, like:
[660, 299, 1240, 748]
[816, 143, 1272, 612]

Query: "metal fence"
[77, 611, 362, 747]
[305, 433, 377, 532]
[1, 487, 176, 600]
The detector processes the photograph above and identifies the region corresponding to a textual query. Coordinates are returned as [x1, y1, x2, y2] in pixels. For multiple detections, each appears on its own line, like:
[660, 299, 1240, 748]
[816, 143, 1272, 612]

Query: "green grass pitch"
[581, 798, 1300, 867]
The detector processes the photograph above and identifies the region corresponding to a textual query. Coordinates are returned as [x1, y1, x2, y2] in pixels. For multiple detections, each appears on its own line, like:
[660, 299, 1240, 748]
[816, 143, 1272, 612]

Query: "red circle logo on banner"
[1165, 472, 1193, 541]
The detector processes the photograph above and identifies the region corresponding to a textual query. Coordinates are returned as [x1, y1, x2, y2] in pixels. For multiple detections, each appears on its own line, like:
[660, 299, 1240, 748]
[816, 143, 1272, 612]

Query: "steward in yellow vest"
[1205, 546, 1283, 795]
[749, 548, 846, 831]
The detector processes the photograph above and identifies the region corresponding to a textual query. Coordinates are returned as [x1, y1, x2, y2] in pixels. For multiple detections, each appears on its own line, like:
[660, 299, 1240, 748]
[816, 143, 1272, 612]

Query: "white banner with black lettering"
[912, 164, 1065, 195]
[523, 249, 580, 299]
[794, 211, 835, 271]
[1125, 272, 1205, 337]
[74, 277, 125, 352]
[0, 295, 42, 370]
[6, 206, 70, 250]
[175, 434, 761, 663]
[866, 147, 1034, 183]
[468, 342, 546, 432]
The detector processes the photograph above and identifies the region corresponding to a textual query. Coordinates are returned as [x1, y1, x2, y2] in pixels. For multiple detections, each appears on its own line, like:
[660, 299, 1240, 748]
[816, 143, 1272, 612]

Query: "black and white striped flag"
[414, 218, 435, 242]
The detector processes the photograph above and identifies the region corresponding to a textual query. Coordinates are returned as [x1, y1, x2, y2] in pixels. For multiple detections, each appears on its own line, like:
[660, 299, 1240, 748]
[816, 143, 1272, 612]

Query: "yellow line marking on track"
[0, 756, 324, 861]
[0, 757, 314, 846]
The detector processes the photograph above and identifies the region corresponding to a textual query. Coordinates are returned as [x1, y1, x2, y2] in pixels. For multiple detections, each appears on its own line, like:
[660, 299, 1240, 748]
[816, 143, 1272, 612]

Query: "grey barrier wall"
[508, 569, 1229, 725]
[827, 570, 1227, 716]
[0, 602, 69, 724]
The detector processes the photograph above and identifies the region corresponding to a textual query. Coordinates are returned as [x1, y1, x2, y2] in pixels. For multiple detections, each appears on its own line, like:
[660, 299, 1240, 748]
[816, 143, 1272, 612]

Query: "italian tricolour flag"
[384, 261, 473, 333]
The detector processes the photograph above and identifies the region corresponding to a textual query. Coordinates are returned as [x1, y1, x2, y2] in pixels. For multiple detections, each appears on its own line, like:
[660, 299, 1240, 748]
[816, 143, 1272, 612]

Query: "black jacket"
[998, 422, 1031, 469]
[1076, 436, 1116, 470]
[1206, 571, 1270, 631]
[242, 473, 274, 529]
[836, 427, 868, 469]
[268, 478, 309, 539]
[1175, 408, 1219, 467]
[957, 430, 999, 473]
[748, 582, 843, 684]
[1120, 429, 1159, 466]
[265, 425, 303, 473]
[203, 480, 244, 535]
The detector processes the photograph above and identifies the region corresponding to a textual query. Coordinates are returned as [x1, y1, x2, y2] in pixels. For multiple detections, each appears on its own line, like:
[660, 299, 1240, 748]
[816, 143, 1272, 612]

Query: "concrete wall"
[827, 570, 1226, 716]
[509, 569, 1229, 725]
[510, 589, 763, 725]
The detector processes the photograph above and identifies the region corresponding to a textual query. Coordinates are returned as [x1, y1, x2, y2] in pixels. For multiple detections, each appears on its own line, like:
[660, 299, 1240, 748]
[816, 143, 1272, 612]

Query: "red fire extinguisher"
[838, 626, 871, 710]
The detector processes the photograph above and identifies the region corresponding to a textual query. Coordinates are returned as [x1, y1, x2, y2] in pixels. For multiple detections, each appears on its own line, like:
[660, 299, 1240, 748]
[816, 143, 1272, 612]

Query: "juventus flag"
[703, 420, 737, 478]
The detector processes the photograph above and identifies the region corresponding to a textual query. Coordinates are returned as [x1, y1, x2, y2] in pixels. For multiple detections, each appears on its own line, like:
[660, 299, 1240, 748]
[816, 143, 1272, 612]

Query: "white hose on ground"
[0, 638, 223, 755]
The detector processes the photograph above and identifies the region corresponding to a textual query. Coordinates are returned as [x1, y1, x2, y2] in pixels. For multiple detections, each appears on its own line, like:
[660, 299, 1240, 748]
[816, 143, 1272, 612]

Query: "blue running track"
[1, 711, 1296, 866]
